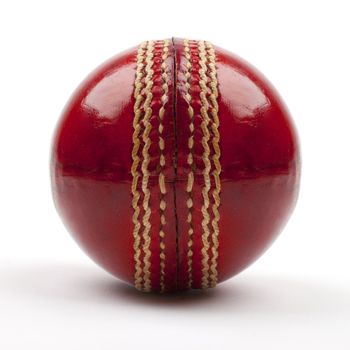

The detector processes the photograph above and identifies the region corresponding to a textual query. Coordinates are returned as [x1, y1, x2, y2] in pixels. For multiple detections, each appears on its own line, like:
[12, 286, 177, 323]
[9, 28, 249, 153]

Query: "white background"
[0, 0, 349, 349]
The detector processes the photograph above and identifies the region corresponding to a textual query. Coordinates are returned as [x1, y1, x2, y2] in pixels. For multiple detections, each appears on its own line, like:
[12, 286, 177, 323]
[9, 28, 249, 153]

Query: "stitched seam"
[158, 39, 170, 292]
[198, 40, 212, 289]
[206, 41, 221, 287]
[141, 40, 155, 292]
[183, 39, 195, 289]
[131, 41, 147, 291]
[171, 38, 180, 291]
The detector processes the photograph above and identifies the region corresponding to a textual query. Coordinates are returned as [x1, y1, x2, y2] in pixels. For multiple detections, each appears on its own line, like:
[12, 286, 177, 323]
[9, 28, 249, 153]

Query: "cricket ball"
[51, 38, 300, 292]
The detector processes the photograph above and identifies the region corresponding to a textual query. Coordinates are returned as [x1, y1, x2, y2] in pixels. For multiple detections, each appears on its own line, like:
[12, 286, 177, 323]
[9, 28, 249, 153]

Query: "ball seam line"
[205, 41, 221, 288]
[198, 40, 212, 289]
[140, 40, 155, 292]
[183, 39, 196, 289]
[158, 39, 170, 293]
[131, 41, 147, 291]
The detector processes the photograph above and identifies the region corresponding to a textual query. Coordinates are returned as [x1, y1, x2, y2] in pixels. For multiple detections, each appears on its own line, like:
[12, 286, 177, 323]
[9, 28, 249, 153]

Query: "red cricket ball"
[51, 38, 300, 292]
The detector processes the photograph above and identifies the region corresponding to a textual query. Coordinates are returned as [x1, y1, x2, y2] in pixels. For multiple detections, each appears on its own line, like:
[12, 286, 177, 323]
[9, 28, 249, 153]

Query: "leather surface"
[51, 39, 300, 292]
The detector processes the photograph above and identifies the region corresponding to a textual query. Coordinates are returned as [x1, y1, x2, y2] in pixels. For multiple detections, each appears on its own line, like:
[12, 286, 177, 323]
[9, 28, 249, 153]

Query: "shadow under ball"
[51, 38, 300, 293]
